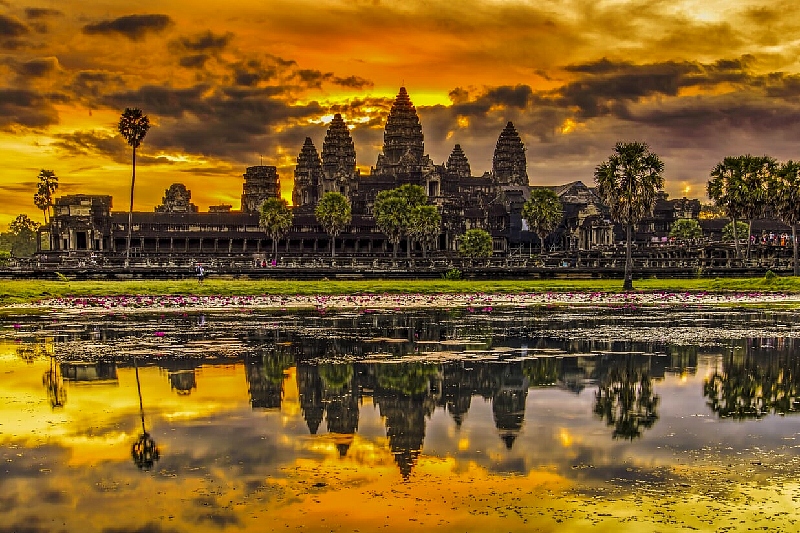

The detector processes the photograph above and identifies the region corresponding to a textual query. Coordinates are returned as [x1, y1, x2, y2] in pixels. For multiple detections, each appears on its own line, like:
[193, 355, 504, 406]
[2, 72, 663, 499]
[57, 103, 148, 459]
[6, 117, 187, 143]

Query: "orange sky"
[2, 0, 800, 227]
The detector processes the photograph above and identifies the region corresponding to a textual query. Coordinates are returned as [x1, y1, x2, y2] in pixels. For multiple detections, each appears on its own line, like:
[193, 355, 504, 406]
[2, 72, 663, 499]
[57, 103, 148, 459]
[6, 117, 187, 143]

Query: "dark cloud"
[1, 13, 29, 47]
[0, 88, 60, 129]
[331, 75, 373, 90]
[0, 13, 28, 36]
[98, 83, 324, 161]
[67, 70, 126, 100]
[293, 68, 334, 89]
[229, 59, 278, 86]
[179, 54, 210, 69]
[24, 8, 62, 19]
[102, 522, 182, 533]
[82, 14, 173, 41]
[177, 30, 233, 52]
[7, 57, 60, 78]
[50, 130, 126, 162]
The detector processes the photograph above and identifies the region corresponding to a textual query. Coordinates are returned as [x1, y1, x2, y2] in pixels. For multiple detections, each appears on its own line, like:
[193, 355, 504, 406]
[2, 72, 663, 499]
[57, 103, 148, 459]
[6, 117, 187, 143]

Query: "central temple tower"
[374, 87, 426, 174]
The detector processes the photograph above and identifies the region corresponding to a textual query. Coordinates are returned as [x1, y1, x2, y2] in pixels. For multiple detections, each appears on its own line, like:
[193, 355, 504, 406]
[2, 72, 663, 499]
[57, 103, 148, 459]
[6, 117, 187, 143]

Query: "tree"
[118, 108, 151, 266]
[7, 214, 40, 257]
[769, 160, 800, 276]
[34, 169, 58, 224]
[594, 141, 664, 290]
[374, 184, 427, 258]
[315, 192, 352, 258]
[669, 219, 702, 241]
[408, 204, 441, 258]
[521, 188, 563, 254]
[722, 221, 749, 242]
[707, 155, 776, 260]
[259, 197, 293, 261]
[459, 228, 493, 258]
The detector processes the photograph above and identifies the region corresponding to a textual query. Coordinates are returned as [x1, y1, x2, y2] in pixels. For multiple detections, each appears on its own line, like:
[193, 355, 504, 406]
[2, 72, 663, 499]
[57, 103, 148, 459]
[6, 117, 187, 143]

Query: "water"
[2, 305, 800, 532]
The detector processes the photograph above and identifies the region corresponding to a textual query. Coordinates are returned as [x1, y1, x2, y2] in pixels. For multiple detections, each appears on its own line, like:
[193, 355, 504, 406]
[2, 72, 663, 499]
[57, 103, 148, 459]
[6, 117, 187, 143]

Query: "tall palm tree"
[707, 155, 776, 260]
[259, 197, 293, 261]
[770, 160, 800, 276]
[315, 192, 352, 258]
[594, 141, 664, 291]
[118, 108, 150, 267]
[521, 188, 563, 255]
[34, 169, 58, 224]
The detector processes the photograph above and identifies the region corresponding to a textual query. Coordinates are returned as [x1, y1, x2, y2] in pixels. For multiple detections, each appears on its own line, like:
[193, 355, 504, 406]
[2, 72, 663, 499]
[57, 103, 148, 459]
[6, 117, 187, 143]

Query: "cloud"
[0, 13, 29, 48]
[24, 8, 63, 20]
[176, 30, 233, 52]
[0, 88, 60, 129]
[50, 130, 127, 163]
[82, 14, 173, 41]
[6, 56, 60, 79]
[179, 54, 210, 69]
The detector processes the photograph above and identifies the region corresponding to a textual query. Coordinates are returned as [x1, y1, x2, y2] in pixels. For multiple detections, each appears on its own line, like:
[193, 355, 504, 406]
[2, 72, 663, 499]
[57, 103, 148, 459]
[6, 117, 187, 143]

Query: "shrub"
[443, 268, 462, 280]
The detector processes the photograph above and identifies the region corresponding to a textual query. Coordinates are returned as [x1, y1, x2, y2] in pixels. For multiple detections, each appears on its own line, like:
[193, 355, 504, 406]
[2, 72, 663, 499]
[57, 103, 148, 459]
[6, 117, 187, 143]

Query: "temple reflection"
[29, 306, 800, 479]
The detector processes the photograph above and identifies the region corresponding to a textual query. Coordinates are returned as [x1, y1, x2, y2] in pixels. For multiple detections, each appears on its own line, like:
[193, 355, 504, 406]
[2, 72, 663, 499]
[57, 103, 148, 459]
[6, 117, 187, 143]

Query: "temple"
[40, 87, 718, 263]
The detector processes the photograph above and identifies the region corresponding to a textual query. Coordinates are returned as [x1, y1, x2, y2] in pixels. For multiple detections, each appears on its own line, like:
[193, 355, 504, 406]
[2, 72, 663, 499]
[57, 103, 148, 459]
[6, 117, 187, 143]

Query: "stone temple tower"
[293, 137, 323, 207]
[446, 144, 471, 178]
[241, 165, 280, 213]
[321, 113, 358, 197]
[375, 87, 425, 173]
[492, 122, 528, 186]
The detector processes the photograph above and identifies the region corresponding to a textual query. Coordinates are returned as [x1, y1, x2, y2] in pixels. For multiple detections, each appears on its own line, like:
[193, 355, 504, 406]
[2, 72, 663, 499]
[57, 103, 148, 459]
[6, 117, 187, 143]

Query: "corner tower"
[293, 137, 323, 207]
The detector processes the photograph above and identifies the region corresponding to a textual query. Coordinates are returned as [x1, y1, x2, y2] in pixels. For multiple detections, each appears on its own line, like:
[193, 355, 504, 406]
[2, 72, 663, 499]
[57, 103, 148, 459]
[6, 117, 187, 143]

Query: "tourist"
[195, 263, 205, 283]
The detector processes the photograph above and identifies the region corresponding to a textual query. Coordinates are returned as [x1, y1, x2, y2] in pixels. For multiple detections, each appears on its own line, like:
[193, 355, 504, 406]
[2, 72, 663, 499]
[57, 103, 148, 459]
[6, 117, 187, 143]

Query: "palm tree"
[408, 204, 441, 258]
[594, 141, 664, 291]
[118, 108, 151, 267]
[770, 160, 800, 276]
[315, 192, 352, 258]
[374, 184, 426, 258]
[259, 197, 293, 261]
[521, 188, 563, 255]
[34, 169, 58, 224]
[707, 155, 776, 260]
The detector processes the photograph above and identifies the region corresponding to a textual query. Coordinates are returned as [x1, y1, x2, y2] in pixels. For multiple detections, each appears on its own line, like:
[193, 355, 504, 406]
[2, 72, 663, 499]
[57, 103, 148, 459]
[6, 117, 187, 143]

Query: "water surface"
[2, 305, 800, 532]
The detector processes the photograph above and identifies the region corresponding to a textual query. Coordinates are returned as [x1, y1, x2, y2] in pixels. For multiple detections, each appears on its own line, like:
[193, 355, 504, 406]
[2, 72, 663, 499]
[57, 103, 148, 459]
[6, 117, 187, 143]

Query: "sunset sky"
[2, 0, 800, 228]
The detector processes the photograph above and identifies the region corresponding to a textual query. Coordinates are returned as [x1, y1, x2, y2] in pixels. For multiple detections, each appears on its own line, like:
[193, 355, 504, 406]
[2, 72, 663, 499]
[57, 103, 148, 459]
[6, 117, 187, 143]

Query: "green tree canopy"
[259, 197, 293, 260]
[521, 187, 563, 254]
[669, 218, 702, 241]
[315, 192, 352, 258]
[722, 221, 749, 242]
[374, 184, 427, 258]
[7, 214, 40, 257]
[769, 160, 800, 276]
[459, 228, 493, 258]
[118, 108, 151, 266]
[707, 155, 776, 259]
[594, 141, 664, 290]
[408, 204, 441, 258]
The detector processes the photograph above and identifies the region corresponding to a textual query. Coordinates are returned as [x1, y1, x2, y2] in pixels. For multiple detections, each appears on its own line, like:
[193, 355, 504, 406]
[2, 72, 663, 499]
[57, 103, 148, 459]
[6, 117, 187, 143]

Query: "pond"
[2, 305, 800, 532]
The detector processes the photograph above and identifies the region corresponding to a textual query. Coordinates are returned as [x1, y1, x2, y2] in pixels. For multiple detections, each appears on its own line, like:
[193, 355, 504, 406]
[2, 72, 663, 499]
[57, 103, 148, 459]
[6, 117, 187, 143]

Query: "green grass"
[2, 276, 800, 307]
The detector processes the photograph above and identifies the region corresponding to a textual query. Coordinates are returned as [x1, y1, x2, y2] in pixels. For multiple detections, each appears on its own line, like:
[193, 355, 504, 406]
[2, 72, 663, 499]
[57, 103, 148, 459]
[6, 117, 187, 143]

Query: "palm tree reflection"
[594, 355, 660, 440]
[42, 355, 66, 409]
[131, 356, 160, 469]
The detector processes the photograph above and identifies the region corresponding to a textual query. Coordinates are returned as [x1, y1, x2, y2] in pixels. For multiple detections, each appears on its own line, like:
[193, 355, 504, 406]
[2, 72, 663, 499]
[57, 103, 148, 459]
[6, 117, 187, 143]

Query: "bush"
[442, 268, 462, 280]
[764, 270, 777, 283]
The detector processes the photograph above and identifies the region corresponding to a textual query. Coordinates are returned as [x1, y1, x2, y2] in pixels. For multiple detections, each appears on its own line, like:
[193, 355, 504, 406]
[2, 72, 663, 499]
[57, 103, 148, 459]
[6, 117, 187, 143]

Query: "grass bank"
[2, 276, 799, 306]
